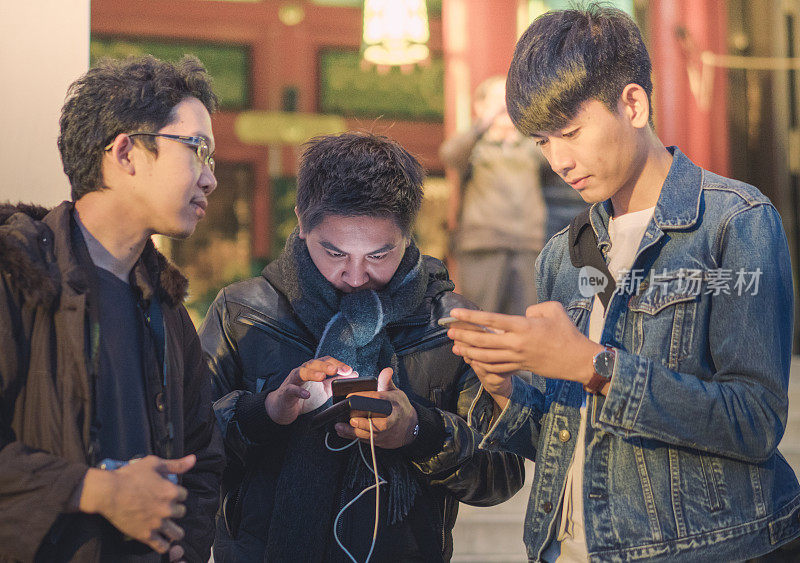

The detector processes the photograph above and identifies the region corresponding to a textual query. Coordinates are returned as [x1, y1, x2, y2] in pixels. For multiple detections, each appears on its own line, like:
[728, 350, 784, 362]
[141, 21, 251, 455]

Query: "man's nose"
[544, 139, 575, 177]
[200, 167, 217, 195]
[345, 259, 369, 288]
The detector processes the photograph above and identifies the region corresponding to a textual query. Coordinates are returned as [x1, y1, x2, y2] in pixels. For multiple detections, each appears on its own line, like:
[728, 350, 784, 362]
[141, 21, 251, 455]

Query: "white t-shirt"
[543, 206, 655, 562]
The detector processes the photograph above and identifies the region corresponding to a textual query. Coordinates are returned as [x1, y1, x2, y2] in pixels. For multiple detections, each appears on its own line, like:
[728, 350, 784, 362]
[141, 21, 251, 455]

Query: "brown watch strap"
[584, 346, 614, 394]
[583, 370, 610, 394]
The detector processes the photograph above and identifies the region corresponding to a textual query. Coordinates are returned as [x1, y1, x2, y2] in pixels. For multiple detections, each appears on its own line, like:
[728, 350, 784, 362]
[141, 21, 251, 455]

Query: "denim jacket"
[480, 147, 800, 562]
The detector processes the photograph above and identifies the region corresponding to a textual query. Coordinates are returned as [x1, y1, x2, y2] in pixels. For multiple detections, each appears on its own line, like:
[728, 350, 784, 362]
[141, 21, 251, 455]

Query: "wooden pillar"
[649, 0, 730, 176]
[442, 0, 520, 136]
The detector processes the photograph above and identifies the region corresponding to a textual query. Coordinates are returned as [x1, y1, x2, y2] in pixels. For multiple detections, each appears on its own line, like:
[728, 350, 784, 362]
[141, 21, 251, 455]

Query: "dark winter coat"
[0, 201, 224, 562]
[200, 256, 525, 562]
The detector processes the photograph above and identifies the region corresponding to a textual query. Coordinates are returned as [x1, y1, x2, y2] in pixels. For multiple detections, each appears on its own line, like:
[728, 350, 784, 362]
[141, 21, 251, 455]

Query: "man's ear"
[618, 83, 650, 129]
[294, 207, 306, 239]
[105, 133, 137, 175]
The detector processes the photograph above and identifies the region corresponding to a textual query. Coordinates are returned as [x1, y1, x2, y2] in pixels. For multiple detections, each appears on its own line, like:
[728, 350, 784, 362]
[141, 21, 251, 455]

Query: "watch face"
[594, 349, 615, 379]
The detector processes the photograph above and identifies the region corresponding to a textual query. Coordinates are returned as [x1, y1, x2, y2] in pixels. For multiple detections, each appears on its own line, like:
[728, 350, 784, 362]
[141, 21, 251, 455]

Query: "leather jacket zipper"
[237, 313, 315, 353]
[441, 495, 448, 553]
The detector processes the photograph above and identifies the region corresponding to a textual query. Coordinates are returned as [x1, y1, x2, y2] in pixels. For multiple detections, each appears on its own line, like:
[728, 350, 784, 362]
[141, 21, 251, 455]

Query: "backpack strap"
[568, 209, 616, 308]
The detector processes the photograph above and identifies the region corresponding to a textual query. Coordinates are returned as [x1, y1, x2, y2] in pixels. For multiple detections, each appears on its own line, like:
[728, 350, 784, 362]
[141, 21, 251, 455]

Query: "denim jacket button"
[558, 429, 571, 442]
[543, 501, 553, 513]
[155, 392, 166, 412]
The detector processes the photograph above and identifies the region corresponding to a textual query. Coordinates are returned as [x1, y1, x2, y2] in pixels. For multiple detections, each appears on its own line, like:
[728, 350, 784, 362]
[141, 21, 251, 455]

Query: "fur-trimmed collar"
[0, 201, 188, 308]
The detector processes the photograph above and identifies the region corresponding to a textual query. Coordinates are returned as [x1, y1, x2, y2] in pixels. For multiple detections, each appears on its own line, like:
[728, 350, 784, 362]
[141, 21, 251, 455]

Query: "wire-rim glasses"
[104, 133, 215, 173]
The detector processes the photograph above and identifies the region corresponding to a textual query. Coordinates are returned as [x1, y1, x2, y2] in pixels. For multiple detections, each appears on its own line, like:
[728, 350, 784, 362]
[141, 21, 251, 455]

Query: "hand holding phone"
[311, 395, 392, 430]
[438, 316, 502, 334]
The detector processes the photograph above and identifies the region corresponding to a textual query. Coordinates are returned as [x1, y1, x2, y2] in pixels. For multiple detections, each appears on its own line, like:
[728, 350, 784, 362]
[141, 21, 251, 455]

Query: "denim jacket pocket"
[627, 271, 699, 369]
[565, 297, 592, 333]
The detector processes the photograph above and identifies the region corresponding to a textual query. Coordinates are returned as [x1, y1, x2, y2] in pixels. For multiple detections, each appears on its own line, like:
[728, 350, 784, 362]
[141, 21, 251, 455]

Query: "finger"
[334, 423, 358, 440]
[297, 365, 328, 382]
[377, 367, 395, 392]
[470, 359, 521, 375]
[315, 357, 352, 374]
[452, 344, 520, 364]
[348, 426, 382, 442]
[168, 485, 189, 503]
[160, 518, 185, 542]
[146, 532, 171, 554]
[448, 327, 511, 349]
[170, 501, 188, 519]
[169, 545, 185, 563]
[160, 455, 196, 475]
[450, 308, 525, 332]
[350, 416, 388, 433]
[285, 384, 311, 400]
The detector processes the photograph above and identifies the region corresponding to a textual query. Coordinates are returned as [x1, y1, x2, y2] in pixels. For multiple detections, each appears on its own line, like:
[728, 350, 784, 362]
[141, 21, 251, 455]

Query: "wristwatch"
[584, 346, 616, 394]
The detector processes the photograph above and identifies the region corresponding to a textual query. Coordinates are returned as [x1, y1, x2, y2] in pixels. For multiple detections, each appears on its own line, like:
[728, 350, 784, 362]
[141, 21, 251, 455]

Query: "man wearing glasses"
[0, 55, 224, 562]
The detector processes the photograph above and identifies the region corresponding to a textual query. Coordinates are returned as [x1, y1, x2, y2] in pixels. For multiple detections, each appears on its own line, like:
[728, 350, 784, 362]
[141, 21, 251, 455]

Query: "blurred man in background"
[440, 76, 548, 315]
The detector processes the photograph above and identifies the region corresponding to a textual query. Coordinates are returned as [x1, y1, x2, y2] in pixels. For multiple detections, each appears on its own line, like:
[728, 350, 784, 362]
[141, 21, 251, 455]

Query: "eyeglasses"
[104, 133, 215, 173]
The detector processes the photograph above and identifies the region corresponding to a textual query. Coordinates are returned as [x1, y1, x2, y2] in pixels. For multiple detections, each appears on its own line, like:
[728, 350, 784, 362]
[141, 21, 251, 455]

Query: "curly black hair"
[58, 55, 217, 200]
[296, 132, 425, 236]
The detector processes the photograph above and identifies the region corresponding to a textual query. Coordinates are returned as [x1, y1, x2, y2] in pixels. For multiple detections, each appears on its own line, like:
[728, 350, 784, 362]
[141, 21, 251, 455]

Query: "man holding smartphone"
[199, 132, 523, 562]
[447, 5, 800, 562]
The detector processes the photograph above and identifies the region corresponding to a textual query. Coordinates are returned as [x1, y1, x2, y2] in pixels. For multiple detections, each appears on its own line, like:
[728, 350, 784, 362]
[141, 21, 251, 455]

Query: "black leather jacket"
[199, 256, 524, 561]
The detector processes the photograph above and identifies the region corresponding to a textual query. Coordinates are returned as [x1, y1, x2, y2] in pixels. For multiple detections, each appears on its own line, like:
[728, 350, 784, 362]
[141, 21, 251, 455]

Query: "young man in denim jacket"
[446, 5, 800, 562]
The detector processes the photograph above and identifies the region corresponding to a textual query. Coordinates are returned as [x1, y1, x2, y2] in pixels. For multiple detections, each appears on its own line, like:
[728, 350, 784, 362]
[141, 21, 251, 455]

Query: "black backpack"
[568, 209, 616, 308]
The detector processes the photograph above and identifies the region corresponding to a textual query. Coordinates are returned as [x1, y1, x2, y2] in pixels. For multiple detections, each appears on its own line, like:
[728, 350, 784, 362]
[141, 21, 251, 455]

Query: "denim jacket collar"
[589, 146, 703, 251]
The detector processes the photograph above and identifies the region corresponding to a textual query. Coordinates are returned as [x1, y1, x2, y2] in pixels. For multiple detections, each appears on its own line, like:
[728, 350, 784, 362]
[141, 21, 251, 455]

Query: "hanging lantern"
[362, 0, 429, 67]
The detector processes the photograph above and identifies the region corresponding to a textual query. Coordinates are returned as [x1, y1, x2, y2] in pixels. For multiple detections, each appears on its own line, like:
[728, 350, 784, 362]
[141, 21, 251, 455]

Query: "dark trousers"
[456, 249, 539, 316]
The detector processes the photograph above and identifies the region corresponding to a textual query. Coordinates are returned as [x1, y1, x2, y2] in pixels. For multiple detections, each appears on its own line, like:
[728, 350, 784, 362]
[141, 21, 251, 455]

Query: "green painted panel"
[319, 49, 444, 122]
[532, 0, 634, 17]
[312, 0, 441, 15]
[271, 176, 299, 259]
[90, 36, 251, 110]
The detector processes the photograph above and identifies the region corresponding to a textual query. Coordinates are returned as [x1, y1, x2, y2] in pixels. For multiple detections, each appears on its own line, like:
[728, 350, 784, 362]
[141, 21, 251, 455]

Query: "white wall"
[0, 0, 90, 206]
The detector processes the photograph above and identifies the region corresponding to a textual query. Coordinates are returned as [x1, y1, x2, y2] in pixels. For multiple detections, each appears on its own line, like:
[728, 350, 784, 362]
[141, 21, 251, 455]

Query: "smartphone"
[311, 395, 392, 430]
[438, 316, 498, 333]
[331, 376, 378, 402]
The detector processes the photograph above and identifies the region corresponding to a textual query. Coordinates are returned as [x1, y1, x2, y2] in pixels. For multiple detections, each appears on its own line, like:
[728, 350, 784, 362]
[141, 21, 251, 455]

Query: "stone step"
[452, 554, 527, 563]
[452, 462, 533, 561]
[451, 515, 527, 561]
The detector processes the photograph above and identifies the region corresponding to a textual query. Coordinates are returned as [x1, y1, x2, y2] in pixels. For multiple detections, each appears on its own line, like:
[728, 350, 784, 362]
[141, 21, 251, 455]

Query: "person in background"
[440, 75, 549, 315]
[447, 5, 800, 562]
[200, 132, 524, 562]
[0, 55, 224, 562]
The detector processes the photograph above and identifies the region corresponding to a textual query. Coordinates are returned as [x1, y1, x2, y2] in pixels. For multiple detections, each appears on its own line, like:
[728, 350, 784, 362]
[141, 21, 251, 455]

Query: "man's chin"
[158, 223, 197, 240]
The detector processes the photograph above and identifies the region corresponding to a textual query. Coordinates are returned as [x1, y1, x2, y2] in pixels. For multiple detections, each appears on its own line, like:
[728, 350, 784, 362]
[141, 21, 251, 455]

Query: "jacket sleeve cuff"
[399, 400, 447, 461]
[593, 348, 650, 433]
[479, 376, 542, 460]
[233, 390, 287, 443]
